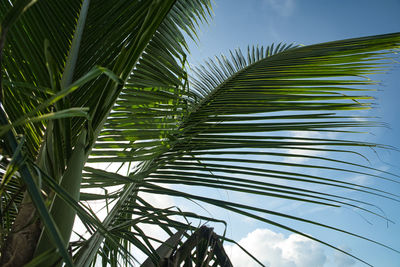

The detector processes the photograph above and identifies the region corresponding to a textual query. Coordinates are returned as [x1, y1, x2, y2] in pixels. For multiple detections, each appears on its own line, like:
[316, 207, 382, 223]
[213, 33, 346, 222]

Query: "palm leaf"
[1, 0, 400, 265]
[0, 0, 191, 264]
[71, 1, 213, 265]
[84, 33, 400, 265]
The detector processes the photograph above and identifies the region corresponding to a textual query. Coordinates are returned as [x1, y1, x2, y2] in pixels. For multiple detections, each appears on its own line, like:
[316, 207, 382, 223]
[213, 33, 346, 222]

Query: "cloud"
[138, 191, 176, 209]
[281, 130, 333, 164]
[225, 228, 327, 267]
[264, 0, 296, 17]
[333, 246, 356, 267]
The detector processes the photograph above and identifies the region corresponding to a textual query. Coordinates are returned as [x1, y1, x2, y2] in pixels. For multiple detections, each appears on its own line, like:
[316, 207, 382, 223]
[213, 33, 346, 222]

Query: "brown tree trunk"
[0, 196, 41, 267]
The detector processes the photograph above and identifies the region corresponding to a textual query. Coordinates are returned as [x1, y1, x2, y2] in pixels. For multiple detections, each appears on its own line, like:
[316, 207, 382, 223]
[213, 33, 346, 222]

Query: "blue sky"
[183, 1, 400, 266]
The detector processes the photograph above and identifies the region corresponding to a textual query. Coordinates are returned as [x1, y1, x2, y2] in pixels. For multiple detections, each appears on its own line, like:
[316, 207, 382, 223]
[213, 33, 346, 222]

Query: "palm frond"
[2, 0, 400, 265]
[0, 0, 188, 264]
[72, 1, 213, 265]
[85, 33, 400, 265]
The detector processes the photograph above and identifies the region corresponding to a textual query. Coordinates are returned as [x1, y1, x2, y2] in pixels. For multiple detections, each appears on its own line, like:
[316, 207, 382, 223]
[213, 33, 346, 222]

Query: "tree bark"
[0, 198, 41, 267]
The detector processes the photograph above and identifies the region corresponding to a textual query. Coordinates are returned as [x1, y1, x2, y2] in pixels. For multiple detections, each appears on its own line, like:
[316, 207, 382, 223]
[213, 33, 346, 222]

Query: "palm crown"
[0, 1, 399, 266]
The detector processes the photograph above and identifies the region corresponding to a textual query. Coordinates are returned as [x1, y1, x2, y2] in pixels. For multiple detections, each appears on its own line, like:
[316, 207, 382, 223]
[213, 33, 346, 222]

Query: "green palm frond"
[189, 43, 297, 101]
[1, 0, 400, 266]
[71, 1, 213, 265]
[82, 33, 400, 265]
[0, 0, 208, 265]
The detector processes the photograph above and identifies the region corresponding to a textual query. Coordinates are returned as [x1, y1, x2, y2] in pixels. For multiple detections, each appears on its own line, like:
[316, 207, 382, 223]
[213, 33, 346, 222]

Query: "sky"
[180, 1, 400, 266]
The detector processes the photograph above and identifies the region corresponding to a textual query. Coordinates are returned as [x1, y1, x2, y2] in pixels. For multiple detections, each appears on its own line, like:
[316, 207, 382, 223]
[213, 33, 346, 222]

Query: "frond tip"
[190, 43, 297, 100]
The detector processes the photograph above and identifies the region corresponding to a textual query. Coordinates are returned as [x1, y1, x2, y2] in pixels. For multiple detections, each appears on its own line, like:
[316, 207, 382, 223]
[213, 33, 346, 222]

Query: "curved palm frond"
[1, 0, 400, 266]
[71, 1, 213, 265]
[0, 0, 194, 265]
[85, 33, 400, 265]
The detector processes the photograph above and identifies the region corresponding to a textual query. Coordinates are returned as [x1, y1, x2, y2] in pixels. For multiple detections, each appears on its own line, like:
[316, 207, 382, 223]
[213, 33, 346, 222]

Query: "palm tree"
[0, 0, 399, 266]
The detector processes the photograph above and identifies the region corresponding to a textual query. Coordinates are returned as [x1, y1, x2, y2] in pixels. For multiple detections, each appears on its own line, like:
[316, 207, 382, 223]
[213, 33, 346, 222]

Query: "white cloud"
[333, 246, 356, 267]
[282, 130, 335, 164]
[264, 0, 296, 17]
[348, 174, 370, 186]
[138, 191, 176, 209]
[225, 228, 327, 267]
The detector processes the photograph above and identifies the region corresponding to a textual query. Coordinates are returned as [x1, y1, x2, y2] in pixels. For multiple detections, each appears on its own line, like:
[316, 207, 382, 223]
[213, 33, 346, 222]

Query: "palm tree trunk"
[0, 195, 41, 267]
[0, 105, 42, 266]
